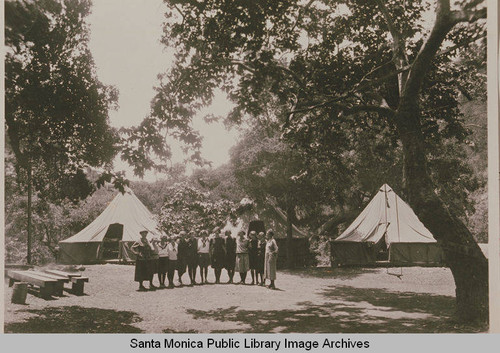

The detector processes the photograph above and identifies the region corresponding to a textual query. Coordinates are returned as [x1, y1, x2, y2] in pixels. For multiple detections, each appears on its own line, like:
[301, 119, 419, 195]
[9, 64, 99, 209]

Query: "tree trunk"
[286, 205, 294, 269]
[27, 162, 32, 265]
[395, 105, 488, 323]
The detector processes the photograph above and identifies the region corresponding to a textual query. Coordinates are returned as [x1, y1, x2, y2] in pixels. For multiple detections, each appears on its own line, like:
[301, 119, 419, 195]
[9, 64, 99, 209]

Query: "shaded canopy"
[221, 198, 308, 238]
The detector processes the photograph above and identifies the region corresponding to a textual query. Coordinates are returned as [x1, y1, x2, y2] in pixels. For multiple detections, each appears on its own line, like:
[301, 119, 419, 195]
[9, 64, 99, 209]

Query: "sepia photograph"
[2, 0, 496, 336]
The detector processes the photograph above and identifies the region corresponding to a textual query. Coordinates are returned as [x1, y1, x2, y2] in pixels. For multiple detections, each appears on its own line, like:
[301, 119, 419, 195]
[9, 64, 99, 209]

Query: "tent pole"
[387, 186, 403, 278]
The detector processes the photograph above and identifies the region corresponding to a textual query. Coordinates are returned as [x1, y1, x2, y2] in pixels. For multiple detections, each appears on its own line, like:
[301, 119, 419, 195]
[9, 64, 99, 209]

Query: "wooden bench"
[43, 269, 89, 295]
[43, 269, 81, 278]
[30, 271, 69, 297]
[8, 270, 58, 299]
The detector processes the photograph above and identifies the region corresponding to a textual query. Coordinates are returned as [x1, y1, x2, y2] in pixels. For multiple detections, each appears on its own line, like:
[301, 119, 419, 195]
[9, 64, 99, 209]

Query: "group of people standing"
[131, 227, 279, 292]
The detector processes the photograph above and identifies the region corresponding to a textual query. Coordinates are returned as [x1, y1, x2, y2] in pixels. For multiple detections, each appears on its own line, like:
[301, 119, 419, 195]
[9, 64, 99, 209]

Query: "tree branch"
[375, 0, 409, 90]
[400, 0, 453, 105]
[341, 104, 396, 119]
[290, 0, 316, 33]
[287, 101, 396, 119]
[451, 7, 486, 24]
[463, 0, 484, 10]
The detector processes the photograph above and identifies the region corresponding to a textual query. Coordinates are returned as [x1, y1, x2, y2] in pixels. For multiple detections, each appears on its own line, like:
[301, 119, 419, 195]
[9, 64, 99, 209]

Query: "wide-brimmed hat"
[140, 230, 148, 236]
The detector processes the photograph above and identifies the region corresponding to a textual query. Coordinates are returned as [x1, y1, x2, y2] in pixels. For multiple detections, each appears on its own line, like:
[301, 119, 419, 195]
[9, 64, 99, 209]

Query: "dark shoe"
[138, 286, 147, 292]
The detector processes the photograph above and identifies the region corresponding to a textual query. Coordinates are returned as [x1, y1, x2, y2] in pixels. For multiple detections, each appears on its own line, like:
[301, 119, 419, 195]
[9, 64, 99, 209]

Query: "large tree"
[142, 0, 487, 322]
[5, 0, 120, 263]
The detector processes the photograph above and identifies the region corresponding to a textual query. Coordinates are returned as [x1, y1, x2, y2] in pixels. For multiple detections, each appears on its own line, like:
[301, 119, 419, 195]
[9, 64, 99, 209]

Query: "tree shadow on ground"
[4, 306, 143, 333]
[280, 267, 379, 280]
[186, 285, 486, 333]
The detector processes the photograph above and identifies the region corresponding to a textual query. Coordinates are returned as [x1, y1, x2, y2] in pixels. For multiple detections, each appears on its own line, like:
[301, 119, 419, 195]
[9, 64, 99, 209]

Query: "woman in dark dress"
[248, 231, 259, 285]
[186, 230, 198, 285]
[157, 235, 169, 288]
[210, 227, 226, 284]
[224, 230, 236, 283]
[131, 230, 156, 291]
[177, 231, 188, 286]
[256, 231, 266, 286]
[197, 230, 210, 284]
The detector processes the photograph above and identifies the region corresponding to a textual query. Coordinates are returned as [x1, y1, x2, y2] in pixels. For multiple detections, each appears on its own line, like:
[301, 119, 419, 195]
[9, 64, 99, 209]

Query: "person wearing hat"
[264, 230, 279, 289]
[197, 230, 210, 284]
[210, 226, 226, 284]
[224, 230, 236, 283]
[177, 231, 188, 286]
[131, 230, 156, 291]
[157, 235, 169, 288]
[166, 236, 178, 288]
[186, 230, 199, 285]
[248, 230, 259, 285]
[256, 231, 266, 285]
[235, 230, 249, 284]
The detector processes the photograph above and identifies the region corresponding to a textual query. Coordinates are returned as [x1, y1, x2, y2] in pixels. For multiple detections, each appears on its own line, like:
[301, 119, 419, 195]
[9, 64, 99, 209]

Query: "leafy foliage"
[5, 0, 119, 202]
[158, 182, 236, 234]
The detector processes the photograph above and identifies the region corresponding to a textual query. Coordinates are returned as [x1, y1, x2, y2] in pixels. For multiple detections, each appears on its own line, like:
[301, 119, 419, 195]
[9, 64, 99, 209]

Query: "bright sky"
[87, 0, 240, 181]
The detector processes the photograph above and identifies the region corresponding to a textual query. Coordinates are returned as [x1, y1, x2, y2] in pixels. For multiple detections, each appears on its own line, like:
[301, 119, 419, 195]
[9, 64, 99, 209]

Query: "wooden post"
[39, 286, 52, 299]
[11, 282, 28, 304]
[27, 162, 32, 265]
[72, 281, 84, 296]
[286, 205, 294, 269]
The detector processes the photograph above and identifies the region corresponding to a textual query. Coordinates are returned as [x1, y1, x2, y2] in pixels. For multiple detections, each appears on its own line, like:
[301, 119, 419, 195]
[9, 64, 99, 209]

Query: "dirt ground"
[3, 264, 487, 333]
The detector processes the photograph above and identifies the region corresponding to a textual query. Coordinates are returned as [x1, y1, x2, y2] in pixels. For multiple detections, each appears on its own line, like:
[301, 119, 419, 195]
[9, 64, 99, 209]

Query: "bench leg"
[39, 286, 52, 299]
[9, 278, 16, 287]
[72, 282, 84, 296]
[55, 282, 64, 297]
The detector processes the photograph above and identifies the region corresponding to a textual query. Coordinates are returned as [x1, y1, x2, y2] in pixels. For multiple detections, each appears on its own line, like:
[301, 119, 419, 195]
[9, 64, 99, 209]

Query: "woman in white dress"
[264, 230, 278, 289]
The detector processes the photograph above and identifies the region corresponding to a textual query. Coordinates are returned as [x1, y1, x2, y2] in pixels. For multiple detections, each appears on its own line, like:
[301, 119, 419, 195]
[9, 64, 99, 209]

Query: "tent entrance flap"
[247, 220, 265, 235]
[100, 223, 124, 260]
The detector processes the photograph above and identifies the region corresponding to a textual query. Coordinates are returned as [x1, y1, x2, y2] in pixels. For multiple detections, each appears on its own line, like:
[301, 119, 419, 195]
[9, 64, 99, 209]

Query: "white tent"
[58, 188, 161, 264]
[332, 184, 444, 265]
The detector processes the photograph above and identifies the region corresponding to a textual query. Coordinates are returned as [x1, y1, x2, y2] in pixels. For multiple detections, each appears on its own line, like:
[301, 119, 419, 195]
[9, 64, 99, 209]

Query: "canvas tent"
[331, 184, 444, 266]
[58, 188, 162, 264]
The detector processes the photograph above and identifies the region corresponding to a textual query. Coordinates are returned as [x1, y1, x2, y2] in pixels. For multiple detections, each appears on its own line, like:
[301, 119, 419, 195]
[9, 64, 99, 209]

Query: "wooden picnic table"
[8, 270, 58, 299]
[44, 269, 81, 278]
[30, 271, 69, 296]
[43, 269, 89, 296]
